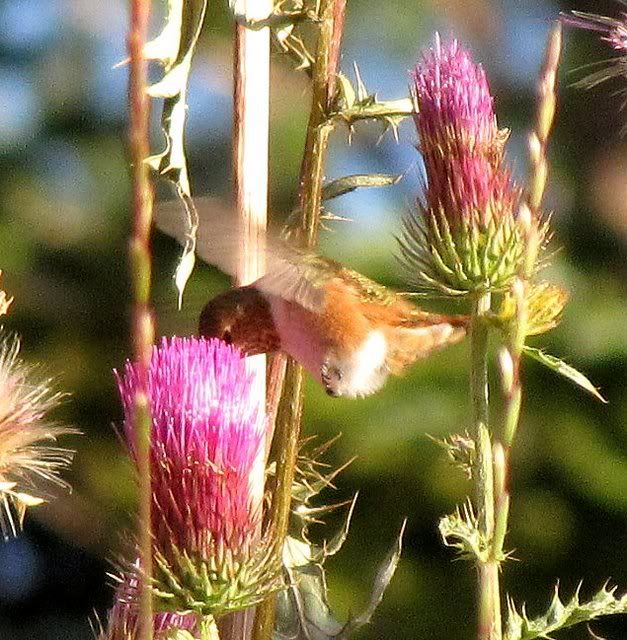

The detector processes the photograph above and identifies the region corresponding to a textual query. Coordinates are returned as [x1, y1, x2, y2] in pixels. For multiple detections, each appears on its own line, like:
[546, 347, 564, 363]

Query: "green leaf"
[522, 346, 608, 403]
[276, 520, 406, 640]
[145, 0, 207, 306]
[322, 174, 401, 201]
[505, 583, 627, 640]
[341, 519, 406, 637]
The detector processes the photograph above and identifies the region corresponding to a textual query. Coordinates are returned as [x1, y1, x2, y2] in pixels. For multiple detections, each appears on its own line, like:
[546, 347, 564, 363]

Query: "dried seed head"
[0, 335, 74, 538]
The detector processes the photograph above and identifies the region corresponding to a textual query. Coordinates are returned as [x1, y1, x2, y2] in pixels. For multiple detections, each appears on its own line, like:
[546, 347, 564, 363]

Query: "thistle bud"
[398, 36, 533, 295]
[115, 337, 282, 618]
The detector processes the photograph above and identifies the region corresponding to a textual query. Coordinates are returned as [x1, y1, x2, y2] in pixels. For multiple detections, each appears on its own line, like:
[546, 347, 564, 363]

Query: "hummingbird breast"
[268, 281, 393, 398]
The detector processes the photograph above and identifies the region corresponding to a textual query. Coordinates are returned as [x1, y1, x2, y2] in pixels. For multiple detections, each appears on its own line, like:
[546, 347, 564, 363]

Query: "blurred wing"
[154, 196, 334, 312]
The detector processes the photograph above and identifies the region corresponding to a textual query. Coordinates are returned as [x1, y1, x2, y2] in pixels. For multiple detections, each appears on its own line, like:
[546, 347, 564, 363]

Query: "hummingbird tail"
[387, 318, 467, 374]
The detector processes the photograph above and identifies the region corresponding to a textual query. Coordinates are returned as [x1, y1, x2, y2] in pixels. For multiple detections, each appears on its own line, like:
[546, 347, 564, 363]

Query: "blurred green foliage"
[0, 0, 625, 639]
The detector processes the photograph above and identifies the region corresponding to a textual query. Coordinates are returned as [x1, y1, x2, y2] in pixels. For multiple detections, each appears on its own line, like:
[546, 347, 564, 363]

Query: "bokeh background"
[0, 0, 625, 638]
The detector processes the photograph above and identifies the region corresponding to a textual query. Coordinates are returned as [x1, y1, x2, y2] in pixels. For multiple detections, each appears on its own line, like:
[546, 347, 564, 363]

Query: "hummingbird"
[156, 199, 468, 398]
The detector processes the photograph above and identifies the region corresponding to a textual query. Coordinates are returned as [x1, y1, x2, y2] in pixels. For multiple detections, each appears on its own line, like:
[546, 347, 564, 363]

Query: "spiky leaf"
[332, 67, 413, 139]
[439, 501, 489, 562]
[522, 346, 607, 403]
[505, 583, 627, 640]
[276, 521, 406, 640]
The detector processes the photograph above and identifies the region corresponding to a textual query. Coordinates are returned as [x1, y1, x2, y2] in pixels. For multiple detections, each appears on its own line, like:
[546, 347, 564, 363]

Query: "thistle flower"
[115, 337, 281, 617]
[563, 3, 627, 90]
[398, 36, 535, 295]
[0, 335, 74, 538]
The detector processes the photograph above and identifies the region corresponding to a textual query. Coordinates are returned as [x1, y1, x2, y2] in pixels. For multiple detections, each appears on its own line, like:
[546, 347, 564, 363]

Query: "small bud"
[498, 348, 515, 395]
[527, 132, 542, 165]
[517, 202, 533, 234]
[492, 442, 507, 499]
[0, 271, 13, 316]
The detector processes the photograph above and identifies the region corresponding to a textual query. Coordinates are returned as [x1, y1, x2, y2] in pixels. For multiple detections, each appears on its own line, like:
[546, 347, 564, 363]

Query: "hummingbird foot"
[321, 359, 343, 397]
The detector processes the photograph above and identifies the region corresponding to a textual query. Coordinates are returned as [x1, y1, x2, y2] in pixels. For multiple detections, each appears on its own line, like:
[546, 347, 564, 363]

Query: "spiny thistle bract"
[100, 569, 199, 640]
[115, 337, 282, 620]
[398, 36, 541, 296]
[0, 335, 74, 538]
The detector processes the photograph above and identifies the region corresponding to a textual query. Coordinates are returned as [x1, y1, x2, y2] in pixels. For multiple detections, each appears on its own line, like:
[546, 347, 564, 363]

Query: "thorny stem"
[470, 291, 501, 640]
[128, 1, 155, 639]
[252, 3, 347, 640]
[298, 0, 346, 246]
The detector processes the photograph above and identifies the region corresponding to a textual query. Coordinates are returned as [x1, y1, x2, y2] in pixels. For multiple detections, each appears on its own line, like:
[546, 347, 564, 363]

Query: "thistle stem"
[127, 0, 155, 638]
[470, 291, 501, 640]
[252, 3, 346, 639]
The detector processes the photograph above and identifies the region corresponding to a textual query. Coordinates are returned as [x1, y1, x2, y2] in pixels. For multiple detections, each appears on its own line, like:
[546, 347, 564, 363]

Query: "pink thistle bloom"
[563, 4, 627, 90]
[115, 337, 280, 615]
[410, 36, 516, 227]
[564, 5, 627, 53]
[399, 36, 527, 295]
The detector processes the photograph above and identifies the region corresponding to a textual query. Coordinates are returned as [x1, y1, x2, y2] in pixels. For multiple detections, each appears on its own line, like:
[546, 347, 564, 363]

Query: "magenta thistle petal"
[411, 37, 498, 154]
[116, 336, 265, 557]
[410, 35, 515, 227]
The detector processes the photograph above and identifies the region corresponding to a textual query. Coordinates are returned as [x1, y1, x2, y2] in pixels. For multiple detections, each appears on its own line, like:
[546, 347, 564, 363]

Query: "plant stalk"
[252, 3, 347, 640]
[224, 1, 273, 638]
[128, 0, 155, 638]
[493, 21, 562, 576]
[470, 291, 501, 640]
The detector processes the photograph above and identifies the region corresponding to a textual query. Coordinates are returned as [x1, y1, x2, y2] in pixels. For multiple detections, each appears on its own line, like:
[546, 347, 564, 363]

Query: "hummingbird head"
[198, 286, 280, 355]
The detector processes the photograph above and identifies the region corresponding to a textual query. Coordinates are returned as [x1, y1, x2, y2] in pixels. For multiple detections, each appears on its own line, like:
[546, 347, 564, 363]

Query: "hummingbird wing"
[334, 266, 400, 306]
[155, 196, 339, 313]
